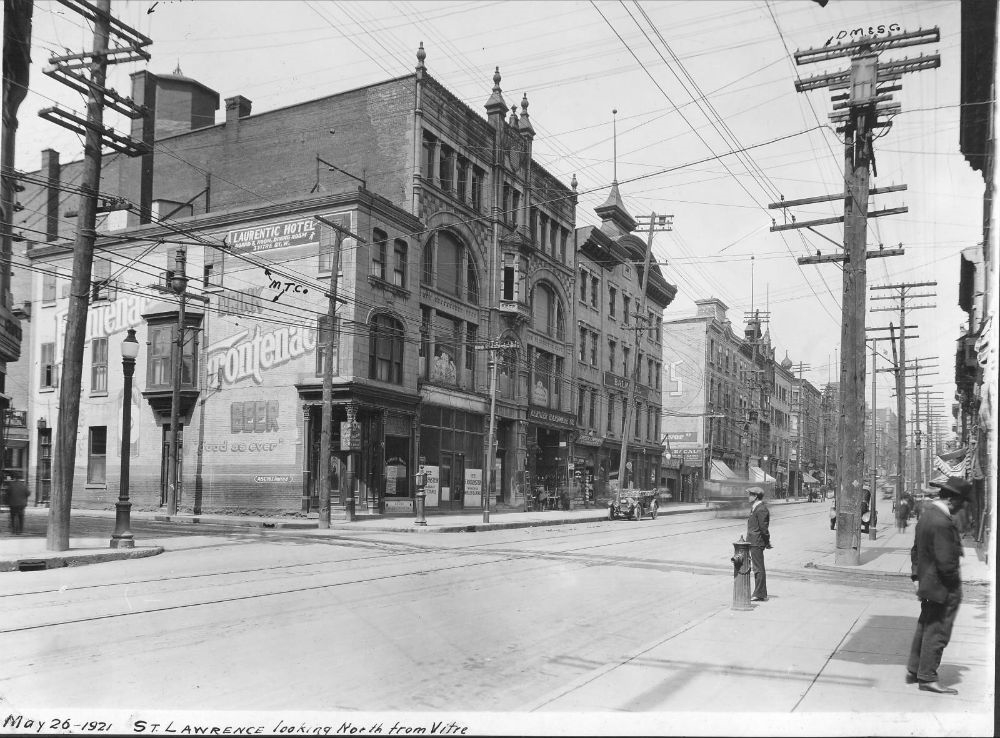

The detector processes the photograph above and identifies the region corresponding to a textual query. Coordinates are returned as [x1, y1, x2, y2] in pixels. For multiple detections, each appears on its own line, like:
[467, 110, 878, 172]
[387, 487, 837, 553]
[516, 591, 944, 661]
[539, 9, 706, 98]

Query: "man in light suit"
[745, 487, 771, 601]
[907, 476, 971, 694]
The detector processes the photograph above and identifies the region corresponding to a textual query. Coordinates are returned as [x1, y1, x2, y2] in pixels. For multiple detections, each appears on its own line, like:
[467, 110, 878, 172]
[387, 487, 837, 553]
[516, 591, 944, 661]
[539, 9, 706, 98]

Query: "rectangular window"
[147, 324, 173, 388]
[656, 317, 662, 343]
[608, 340, 616, 372]
[439, 146, 454, 191]
[502, 184, 511, 223]
[559, 228, 568, 263]
[577, 386, 586, 425]
[623, 296, 631, 325]
[656, 362, 661, 390]
[43, 272, 57, 304]
[539, 213, 548, 251]
[530, 208, 538, 244]
[591, 276, 599, 308]
[87, 426, 107, 484]
[635, 402, 642, 438]
[623, 347, 630, 378]
[579, 327, 587, 362]
[554, 357, 564, 404]
[465, 323, 477, 371]
[318, 218, 346, 274]
[393, 239, 408, 287]
[580, 269, 587, 302]
[457, 157, 468, 200]
[648, 358, 654, 387]
[511, 189, 520, 227]
[422, 132, 436, 180]
[91, 257, 113, 302]
[371, 228, 387, 280]
[316, 315, 339, 376]
[502, 258, 515, 301]
[589, 391, 596, 428]
[608, 286, 616, 318]
[91, 337, 108, 394]
[40, 342, 58, 388]
[607, 394, 615, 434]
[471, 167, 484, 211]
[203, 247, 224, 288]
[550, 220, 559, 258]
[590, 330, 598, 367]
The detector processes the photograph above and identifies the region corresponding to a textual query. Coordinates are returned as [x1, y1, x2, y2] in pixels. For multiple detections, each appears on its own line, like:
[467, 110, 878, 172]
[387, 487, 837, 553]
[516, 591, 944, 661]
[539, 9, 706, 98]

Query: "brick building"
[14, 48, 581, 515]
[573, 183, 675, 500]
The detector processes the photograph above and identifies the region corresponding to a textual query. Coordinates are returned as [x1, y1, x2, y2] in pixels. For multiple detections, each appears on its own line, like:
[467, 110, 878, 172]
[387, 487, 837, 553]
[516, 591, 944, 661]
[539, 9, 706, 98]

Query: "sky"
[13, 0, 982, 438]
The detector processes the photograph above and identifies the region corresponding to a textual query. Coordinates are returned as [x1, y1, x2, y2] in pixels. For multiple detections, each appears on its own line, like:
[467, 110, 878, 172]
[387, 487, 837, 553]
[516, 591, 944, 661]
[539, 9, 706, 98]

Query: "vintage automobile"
[609, 489, 659, 520]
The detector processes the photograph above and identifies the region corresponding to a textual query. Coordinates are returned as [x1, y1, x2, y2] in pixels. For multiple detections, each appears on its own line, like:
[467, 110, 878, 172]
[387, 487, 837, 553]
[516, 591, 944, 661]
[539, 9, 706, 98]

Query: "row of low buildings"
[4, 49, 676, 516]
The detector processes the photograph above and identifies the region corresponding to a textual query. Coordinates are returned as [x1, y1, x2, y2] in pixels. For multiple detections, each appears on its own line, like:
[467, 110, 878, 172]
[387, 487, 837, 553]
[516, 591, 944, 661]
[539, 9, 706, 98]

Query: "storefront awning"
[802, 472, 820, 484]
[749, 466, 775, 483]
[711, 459, 737, 480]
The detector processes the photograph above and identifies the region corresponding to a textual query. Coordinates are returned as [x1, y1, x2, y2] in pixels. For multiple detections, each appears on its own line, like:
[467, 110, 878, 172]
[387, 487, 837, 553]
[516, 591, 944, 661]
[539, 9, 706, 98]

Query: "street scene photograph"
[0, 0, 996, 736]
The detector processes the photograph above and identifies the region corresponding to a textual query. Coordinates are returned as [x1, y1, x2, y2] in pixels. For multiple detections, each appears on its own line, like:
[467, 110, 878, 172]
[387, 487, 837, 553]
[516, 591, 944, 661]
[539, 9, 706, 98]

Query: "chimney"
[40, 149, 60, 241]
[225, 96, 252, 141]
[128, 71, 157, 226]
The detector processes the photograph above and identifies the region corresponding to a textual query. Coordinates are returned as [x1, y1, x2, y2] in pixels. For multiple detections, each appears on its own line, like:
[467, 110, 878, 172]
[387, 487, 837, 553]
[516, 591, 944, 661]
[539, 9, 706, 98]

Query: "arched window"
[466, 261, 479, 304]
[436, 231, 463, 297]
[530, 282, 565, 340]
[369, 314, 404, 384]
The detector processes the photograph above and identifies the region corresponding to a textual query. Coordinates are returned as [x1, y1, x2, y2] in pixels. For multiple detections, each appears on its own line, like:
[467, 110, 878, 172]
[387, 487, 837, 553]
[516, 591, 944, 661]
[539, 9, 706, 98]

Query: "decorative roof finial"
[416, 42, 426, 69]
[518, 93, 535, 136]
[493, 66, 502, 90]
[174, 59, 183, 76]
[509, 104, 519, 126]
[571, 174, 578, 191]
[612, 108, 618, 183]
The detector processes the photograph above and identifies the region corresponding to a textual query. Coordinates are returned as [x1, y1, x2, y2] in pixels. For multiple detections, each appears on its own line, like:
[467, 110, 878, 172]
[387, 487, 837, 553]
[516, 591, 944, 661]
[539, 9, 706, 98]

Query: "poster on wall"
[385, 457, 406, 496]
[423, 465, 440, 506]
[463, 468, 482, 507]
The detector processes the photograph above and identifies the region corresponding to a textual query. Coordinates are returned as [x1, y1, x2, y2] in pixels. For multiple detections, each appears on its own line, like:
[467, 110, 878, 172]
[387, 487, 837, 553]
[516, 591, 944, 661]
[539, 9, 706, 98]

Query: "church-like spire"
[484, 66, 507, 117]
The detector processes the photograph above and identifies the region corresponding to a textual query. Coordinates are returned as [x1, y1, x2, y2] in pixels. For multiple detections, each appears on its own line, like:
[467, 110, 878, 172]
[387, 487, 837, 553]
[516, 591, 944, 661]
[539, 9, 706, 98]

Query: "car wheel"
[609, 508, 615, 520]
[650, 502, 658, 519]
[632, 505, 642, 521]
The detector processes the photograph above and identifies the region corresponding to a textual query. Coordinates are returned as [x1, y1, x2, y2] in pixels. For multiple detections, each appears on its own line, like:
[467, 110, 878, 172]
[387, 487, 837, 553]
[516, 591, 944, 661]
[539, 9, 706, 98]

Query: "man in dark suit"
[6, 474, 30, 535]
[745, 487, 771, 601]
[907, 476, 971, 694]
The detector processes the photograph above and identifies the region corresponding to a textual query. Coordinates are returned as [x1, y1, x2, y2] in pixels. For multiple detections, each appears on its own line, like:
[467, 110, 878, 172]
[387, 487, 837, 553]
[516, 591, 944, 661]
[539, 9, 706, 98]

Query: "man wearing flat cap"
[745, 487, 771, 602]
[906, 476, 971, 694]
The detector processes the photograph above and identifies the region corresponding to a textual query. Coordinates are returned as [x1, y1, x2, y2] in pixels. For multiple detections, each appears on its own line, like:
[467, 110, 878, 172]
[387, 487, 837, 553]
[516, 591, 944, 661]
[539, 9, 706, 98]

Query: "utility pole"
[868, 340, 877, 539]
[43, 0, 151, 551]
[166, 246, 186, 517]
[477, 339, 518, 523]
[773, 30, 939, 565]
[314, 215, 364, 527]
[871, 281, 936, 499]
[617, 213, 671, 493]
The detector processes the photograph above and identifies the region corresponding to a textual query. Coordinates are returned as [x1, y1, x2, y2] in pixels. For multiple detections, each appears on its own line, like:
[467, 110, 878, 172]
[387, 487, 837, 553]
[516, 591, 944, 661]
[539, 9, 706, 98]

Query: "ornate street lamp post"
[110, 328, 139, 548]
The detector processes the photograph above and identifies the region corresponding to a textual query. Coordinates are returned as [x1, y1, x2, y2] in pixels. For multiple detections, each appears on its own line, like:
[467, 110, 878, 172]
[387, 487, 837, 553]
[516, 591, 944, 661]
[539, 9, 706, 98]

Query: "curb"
[0, 546, 164, 573]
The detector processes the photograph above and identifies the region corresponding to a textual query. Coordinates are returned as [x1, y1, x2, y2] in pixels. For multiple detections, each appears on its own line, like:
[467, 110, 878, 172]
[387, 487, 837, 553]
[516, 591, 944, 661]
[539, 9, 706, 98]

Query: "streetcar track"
[1, 508, 813, 598]
[0, 508, 952, 634]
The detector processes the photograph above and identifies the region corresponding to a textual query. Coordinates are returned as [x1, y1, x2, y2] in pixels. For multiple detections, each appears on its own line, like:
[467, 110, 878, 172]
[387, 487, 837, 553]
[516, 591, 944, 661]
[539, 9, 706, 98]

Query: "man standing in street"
[907, 476, 971, 694]
[746, 487, 771, 602]
[6, 474, 30, 535]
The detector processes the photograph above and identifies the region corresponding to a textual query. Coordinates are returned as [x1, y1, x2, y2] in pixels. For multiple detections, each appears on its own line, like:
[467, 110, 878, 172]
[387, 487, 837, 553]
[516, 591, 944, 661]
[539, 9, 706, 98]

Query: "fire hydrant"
[731, 536, 752, 611]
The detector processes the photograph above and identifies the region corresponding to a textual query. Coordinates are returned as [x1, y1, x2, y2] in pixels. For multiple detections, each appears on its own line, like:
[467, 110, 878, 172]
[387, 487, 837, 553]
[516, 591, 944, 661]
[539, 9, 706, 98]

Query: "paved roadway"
[0, 504, 992, 736]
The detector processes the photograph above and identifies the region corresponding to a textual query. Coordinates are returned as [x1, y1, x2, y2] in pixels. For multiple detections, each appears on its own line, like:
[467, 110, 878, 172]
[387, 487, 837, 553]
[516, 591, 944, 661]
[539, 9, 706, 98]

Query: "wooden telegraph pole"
[870, 281, 936, 502]
[40, 0, 151, 551]
[617, 213, 671, 493]
[770, 29, 939, 565]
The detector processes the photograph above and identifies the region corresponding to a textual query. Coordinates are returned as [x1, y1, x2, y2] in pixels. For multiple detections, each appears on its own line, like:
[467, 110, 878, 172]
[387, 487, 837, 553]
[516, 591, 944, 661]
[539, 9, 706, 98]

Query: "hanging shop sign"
[340, 421, 362, 451]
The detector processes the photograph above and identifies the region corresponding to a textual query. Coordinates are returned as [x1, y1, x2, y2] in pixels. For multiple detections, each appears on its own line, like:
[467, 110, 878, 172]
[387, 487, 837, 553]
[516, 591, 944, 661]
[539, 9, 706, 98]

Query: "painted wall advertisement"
[463, 468, 482, 507]
[423, 465, 440, 507]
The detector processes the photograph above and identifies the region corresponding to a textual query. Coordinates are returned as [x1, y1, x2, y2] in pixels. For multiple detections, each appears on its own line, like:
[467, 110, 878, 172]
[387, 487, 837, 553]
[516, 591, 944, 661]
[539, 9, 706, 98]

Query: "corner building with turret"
[13, 47, 582, 515]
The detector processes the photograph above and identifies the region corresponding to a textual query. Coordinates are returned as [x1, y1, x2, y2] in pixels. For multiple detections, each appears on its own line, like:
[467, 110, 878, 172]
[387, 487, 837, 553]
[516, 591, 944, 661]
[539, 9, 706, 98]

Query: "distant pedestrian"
[896, 495, 912, 533]
[907, 476, 972, 695]
[745, 487, 772, 601]
[6, 475, 30, 535]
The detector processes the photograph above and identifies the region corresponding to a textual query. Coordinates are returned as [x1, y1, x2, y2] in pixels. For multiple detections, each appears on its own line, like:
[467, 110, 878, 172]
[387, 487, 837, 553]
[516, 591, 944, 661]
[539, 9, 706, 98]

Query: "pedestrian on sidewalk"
[896, 494, 912, 533]
[745, 487, 771, 602]
[907, 475, 972, 695]
[5, 474, 30, 535]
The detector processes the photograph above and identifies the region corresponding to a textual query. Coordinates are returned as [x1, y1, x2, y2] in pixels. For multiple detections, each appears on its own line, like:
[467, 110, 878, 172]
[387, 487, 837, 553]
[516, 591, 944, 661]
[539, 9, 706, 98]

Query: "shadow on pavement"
[833, 614, 914, 666]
